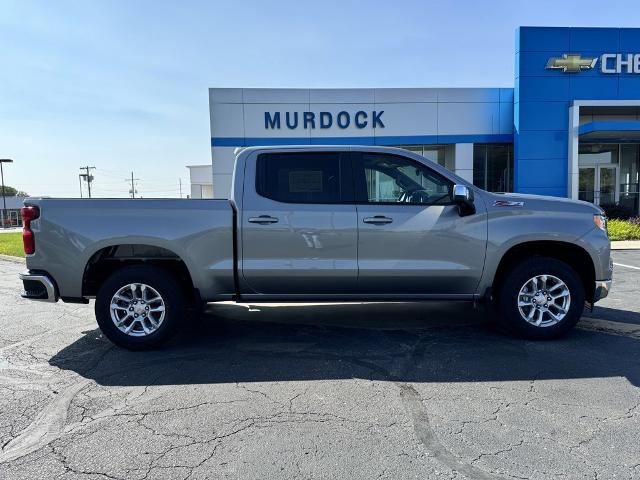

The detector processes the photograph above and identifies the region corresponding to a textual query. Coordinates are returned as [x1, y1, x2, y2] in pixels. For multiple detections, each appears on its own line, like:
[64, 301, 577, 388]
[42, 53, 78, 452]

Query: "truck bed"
[23, 198, 236, 301]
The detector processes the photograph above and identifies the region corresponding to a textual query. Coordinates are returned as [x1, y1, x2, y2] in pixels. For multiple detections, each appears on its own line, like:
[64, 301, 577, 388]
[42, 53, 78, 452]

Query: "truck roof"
[235, 144, 411, 156]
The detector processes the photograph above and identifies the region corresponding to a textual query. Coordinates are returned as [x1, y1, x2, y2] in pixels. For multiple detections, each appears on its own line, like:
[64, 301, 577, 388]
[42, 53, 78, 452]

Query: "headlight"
[593, 213, 608, 234]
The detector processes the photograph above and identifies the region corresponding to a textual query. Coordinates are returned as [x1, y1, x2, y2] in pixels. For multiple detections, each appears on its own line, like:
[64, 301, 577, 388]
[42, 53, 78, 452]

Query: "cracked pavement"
[0, 252, 639, 479]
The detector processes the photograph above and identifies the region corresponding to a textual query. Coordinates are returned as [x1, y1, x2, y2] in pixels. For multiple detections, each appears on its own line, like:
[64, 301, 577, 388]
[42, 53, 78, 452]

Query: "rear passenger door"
[241, 150, 358, 295]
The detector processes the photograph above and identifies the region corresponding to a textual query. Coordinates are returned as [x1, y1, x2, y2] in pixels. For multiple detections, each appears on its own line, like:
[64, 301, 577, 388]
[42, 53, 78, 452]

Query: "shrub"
[608, 219, 640, 241]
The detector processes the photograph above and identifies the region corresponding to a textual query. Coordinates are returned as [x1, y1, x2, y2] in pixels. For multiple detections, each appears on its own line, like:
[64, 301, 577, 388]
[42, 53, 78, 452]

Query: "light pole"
[0, 159, 13, 229]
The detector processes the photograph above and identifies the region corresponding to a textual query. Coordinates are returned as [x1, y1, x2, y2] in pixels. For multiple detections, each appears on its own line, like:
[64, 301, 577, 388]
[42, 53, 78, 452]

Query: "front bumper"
[19, 271, 58, 302]
[594, 279, 612, 302]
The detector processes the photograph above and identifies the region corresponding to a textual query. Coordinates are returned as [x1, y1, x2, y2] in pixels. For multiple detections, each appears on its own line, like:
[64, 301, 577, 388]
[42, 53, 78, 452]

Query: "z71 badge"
[493, 200, 525, 207]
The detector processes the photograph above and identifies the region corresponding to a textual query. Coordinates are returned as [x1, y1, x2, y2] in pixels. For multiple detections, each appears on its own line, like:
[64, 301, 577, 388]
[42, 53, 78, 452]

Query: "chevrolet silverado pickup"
[19, 146, 612, 349]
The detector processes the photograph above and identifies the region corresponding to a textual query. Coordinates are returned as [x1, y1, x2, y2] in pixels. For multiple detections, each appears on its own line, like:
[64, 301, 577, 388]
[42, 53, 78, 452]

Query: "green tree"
[0, 185, 28, 197]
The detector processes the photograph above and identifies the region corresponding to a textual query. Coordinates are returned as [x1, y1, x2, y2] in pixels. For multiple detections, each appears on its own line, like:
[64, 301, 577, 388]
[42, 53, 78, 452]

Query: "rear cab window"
[255, 152, 353, 204]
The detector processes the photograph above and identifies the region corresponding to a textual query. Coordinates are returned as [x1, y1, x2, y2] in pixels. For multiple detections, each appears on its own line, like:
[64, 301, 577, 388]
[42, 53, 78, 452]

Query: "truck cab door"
[240, 150, 358, 296]
[353, 151, 487, 296]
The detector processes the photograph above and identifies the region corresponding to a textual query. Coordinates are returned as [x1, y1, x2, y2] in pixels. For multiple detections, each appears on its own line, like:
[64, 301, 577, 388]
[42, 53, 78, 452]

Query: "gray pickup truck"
[19, 146, 612, 349]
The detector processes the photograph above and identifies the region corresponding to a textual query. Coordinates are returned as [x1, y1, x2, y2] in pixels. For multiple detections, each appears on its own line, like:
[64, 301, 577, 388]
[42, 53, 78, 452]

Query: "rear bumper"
[19, 271, 58, 302]
[594, 279, 612, 302]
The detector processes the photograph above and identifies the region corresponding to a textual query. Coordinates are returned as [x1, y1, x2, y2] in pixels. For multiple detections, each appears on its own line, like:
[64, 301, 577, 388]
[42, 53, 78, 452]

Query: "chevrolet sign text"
[600, 54, 640, 73]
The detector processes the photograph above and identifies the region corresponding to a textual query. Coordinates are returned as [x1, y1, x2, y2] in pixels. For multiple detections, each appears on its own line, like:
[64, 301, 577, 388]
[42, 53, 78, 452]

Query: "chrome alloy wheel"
[517, 274, 571, 328]
[109, 283, 166, 337]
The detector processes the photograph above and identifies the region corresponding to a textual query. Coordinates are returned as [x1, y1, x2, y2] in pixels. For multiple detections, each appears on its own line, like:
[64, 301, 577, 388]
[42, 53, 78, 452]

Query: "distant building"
[186, 165, 213, 199]
[0, 196, 25, 227]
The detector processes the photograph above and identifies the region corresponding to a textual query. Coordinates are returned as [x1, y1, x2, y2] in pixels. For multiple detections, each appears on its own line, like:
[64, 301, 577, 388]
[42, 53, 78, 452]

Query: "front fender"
[477, 209, 601, 296]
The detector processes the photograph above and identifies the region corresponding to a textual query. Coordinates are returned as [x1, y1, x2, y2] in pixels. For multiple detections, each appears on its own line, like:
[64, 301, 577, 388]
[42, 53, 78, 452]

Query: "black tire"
[496, 257, 585, 340]
[95, 265, 185, 350]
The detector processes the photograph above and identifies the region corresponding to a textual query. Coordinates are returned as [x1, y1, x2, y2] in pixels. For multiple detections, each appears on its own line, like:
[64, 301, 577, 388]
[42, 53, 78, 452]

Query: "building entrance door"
[9, 210, 20, 227]
[579, 165, 619, 207]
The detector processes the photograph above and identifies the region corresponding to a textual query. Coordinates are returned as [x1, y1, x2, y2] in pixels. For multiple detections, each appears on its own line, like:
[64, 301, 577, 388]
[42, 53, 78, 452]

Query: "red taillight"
[21, 206, 40, 255]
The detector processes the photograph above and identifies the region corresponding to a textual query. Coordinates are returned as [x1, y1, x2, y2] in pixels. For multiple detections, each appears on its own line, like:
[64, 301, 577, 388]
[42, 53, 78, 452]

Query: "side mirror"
[452, 184, 475, 216]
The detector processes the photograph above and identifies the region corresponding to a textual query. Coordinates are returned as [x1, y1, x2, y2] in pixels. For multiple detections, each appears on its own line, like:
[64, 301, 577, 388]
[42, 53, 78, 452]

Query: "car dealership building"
[189, 26, 640, 215]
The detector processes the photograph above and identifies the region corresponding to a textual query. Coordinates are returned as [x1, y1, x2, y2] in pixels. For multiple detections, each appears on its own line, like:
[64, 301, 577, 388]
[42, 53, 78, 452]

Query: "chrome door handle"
[363, 215, 393, 225]
[248, 215, 279, 224]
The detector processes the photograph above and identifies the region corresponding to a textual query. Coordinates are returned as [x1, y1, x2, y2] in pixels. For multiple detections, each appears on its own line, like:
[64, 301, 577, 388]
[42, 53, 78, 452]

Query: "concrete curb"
[611, 241, 640, 250]
[0, 254, 25, 264]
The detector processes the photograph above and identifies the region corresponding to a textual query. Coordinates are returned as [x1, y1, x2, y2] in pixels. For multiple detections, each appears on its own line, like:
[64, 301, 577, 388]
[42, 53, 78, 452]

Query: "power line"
[100, 176, 176, 187]
[100, 168, 181, 183]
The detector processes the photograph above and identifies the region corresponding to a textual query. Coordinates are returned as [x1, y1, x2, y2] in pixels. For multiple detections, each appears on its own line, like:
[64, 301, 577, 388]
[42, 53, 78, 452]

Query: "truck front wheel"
[95, 265, 185, 350]
[496, 257, 585, 339]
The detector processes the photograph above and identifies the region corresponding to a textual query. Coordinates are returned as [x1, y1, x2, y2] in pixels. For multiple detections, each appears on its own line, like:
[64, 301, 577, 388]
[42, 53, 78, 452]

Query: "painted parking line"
[579, 317, 640, 340]
[613, 262, 640, 271]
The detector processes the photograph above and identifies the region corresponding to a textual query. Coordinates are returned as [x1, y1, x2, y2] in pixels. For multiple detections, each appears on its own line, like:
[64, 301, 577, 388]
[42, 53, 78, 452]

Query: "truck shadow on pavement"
[583, 305, 640, 326]
[49, 301, 640, 388]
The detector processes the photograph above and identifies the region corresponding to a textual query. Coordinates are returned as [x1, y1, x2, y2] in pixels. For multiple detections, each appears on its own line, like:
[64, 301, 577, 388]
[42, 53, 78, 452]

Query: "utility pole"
[179, 178, 183, 199]
[78, 175, 83, 198]
[79, 166, 95, 198]
[126, 172, 140, 198]
[0, 159, 14, 228]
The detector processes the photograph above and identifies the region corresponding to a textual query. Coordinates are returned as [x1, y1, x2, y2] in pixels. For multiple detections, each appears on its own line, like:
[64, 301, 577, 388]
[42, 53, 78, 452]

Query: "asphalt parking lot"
[0, 253, 639, 480]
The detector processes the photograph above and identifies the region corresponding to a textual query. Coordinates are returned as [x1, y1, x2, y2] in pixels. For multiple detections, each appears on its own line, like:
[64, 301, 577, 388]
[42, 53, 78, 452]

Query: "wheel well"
[83, 244, 197, 303]
[493, 241, 596, 302]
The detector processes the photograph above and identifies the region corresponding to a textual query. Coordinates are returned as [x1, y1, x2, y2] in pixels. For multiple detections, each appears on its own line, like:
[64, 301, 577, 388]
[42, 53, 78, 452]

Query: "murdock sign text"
[264, 110, 385, 130]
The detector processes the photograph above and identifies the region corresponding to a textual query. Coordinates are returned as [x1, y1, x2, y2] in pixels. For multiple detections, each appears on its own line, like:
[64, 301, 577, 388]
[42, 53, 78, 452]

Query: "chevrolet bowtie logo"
[546, 54, 597, 73]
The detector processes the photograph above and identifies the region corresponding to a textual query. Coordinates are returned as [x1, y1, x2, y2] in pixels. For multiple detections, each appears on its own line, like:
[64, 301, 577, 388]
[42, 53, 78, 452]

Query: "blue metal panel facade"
[514, 26, 640, 197]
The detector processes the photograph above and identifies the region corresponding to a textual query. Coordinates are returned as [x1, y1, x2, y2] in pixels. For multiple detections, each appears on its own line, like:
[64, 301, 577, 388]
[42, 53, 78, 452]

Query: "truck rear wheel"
[95, 265, 185, 350]
[496, 257, 585, 340]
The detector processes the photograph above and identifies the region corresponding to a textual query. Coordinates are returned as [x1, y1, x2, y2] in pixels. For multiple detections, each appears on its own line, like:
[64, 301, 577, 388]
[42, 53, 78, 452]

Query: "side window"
[256, 152, 351, 204]
[359, 153, 453, 205]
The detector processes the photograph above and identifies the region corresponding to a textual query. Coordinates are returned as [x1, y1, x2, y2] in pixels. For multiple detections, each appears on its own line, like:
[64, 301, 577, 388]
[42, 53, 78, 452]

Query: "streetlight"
[0, 159, 13, 229]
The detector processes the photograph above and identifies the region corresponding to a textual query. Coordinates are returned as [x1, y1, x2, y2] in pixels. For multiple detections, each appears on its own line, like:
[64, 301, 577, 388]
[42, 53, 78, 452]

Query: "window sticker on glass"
[289, 170, 323, 192]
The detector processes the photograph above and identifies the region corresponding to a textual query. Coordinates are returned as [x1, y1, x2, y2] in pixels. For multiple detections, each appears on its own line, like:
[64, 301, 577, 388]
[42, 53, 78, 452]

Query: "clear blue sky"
[1, 0, 639, 197]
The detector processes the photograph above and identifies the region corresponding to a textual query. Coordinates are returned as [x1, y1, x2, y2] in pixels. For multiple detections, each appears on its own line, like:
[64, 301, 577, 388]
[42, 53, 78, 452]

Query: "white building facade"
[197, 87, 514, 199]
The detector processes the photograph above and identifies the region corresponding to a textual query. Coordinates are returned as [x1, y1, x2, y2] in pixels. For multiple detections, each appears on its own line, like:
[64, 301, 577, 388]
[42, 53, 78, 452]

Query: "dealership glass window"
[578, 144, 619, 165]
[578, 168, 595, 203]
[397, 145, 448, 167]
[360, 153, 452, 204]
[255, 152, 350, 204]
[473, 144, 513, 192]
[620, 145, 639, 213]
[578, 143, 640, 213]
